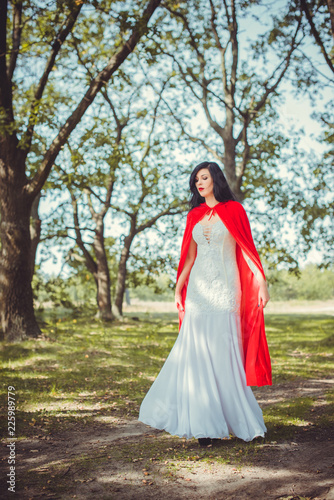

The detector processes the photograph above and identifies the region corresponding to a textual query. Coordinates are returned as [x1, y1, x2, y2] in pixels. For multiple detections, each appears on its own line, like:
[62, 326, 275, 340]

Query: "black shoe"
[198, 438, 212, 446]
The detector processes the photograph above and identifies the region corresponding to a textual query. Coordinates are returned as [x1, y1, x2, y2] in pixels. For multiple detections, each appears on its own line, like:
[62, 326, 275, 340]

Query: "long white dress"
[138, 219, 267, 441]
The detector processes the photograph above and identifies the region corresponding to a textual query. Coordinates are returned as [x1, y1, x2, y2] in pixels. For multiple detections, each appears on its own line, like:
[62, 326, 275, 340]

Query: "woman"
[138, 162, 271, 446]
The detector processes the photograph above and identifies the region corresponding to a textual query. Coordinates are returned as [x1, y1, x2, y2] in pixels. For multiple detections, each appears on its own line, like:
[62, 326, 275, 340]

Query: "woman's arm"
[241, 249, 265, 284]
[175, 237, 197, 311]
[241, 248, 270, 307]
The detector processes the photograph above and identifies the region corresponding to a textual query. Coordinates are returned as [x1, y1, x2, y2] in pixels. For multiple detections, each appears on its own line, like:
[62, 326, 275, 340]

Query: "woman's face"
[194, 168, 213, 198]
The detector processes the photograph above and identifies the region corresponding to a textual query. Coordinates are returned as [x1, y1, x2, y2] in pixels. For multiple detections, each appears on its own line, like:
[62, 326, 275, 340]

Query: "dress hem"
[138, 418, 266, 442]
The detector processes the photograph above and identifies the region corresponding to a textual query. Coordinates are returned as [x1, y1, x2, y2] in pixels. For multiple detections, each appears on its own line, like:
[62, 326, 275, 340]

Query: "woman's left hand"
[258, 281, 270, 308]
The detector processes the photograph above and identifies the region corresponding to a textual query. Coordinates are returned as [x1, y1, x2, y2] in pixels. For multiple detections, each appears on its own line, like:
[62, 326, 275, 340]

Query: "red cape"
[176, 200, 272, 387]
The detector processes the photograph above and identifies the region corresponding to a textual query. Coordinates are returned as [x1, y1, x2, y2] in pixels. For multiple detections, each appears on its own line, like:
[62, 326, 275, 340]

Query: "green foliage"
[129, 273, 174, 301]
[32, 270, 97, 312]
[267, 264, 334, 301]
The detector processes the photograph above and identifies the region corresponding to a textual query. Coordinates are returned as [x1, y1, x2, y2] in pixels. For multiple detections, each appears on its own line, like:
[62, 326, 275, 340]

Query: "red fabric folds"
[176, 201, 272, 387]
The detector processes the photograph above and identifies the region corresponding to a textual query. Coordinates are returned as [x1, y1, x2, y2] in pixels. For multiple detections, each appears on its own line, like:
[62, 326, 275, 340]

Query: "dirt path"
[1, 379, 333, 499]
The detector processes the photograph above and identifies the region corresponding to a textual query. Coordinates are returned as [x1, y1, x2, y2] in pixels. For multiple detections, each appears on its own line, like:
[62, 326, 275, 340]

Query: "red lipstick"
[199, 188, 204, 191]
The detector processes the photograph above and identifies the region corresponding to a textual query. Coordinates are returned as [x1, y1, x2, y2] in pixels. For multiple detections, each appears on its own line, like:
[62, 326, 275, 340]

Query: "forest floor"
[0, 305, 333, 499]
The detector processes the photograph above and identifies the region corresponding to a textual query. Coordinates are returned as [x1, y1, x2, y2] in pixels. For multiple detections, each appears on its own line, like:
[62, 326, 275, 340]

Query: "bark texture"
[93, 224, 113, 321]
[0, 167, 40, 340]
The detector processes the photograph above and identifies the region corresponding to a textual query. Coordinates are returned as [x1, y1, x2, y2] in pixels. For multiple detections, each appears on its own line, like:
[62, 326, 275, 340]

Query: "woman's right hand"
[175, 289, 184, 312]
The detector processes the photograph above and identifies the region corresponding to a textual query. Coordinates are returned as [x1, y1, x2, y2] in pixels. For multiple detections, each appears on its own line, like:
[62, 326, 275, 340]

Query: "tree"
[112, 168, 185, 317]
[155, 0, 303, 199]
[108, 80, 187, 316]
[291, 1, 334, 269]
[57, 89, 126, 322]
[0, 0, 162, 341]
[69, 177, 116, 321]
[41, 75, 187, 318]
[143, 0, 333, 269]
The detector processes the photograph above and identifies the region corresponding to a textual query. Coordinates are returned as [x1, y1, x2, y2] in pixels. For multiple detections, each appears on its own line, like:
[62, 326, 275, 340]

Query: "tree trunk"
[113, 234, 134, 317]
[29, 192, 41, 280]
[223, 106, 242, 200]
[223, 136, 238, 193]
[93, 222, 113, 321]
[0, 186, 41, 341]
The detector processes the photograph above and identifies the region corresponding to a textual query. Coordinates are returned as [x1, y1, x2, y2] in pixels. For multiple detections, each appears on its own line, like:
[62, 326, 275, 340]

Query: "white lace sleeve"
[241, 249, 261, 280]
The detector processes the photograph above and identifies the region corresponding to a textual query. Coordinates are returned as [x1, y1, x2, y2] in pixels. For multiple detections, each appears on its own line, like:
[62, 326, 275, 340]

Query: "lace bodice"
[185, 219, 242, 313]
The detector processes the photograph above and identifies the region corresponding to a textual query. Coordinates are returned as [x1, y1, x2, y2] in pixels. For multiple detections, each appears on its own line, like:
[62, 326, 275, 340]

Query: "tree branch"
[23, 3, 84, 154]
[160, 49, 203, 101]
[101, 89, 129, 143]
[109, 204, 134, 218]
[229, 0, 238, 97]
[162, 4, 227, 136]
[160, 92, 223, 162]
[71, 33, 95, 80]
[85, 191, 98, 221]
[235, 117, 250, 188]
[140, 79, 167, 163]
[7, 0, 23, 81]
[296, 47, 334, 82]
[136, 204, 184, 233]
[70, 191, 97, 275]
[219, 0, 233, 96]
[251, 17, 303, 115]
[209, 0, 224, 52]
[223, 0, 231, 25]
[100, 176, 115, 219]
[300, 0, 334, 73]
[159, 48, 244, 117]
[209, 0, 230, 90]
[162, 2, 204, 61]
[25, 0, 162, 200]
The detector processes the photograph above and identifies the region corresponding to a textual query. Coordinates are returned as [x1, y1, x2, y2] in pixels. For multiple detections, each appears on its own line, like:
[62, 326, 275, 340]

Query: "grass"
[0, 310, 333, 441]
[265, 313, 334, 382]
[0, 309, 333, 498]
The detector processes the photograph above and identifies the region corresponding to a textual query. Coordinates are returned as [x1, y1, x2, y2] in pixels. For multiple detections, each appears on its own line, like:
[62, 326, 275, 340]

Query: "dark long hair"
[189, 162, 237, 209]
